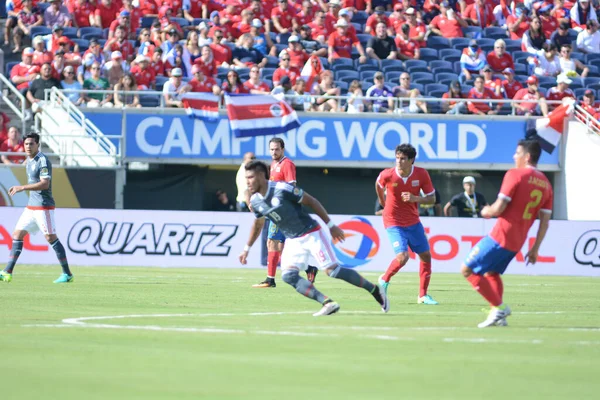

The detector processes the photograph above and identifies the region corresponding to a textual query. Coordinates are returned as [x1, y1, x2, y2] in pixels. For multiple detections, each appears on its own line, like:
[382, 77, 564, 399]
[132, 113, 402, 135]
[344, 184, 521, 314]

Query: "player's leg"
[407, 223, 438, 304]
[484, 272, 504, 300]
[1, 209, 38, 282]
[34, 209, 73, 283]
[279, 237, 338, 316]
[253, 220, 284, 288]
[378, 226, 410, 296]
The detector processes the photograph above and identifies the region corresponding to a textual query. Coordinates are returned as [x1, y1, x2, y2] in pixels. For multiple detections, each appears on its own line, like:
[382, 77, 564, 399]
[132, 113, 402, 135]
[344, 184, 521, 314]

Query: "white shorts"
[15, 208, 56, 235]
[281, 228, 337, 271]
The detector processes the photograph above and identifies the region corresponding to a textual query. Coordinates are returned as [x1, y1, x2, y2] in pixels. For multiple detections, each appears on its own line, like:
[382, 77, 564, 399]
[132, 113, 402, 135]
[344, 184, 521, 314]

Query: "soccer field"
[1, 266, 599, 400]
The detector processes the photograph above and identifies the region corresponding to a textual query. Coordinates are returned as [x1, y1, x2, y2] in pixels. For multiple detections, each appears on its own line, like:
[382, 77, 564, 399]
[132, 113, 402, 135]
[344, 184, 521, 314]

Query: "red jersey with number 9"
[270, 156, 296, 184]
[377, 166, 435, 228]
[490, 167, 553, 252]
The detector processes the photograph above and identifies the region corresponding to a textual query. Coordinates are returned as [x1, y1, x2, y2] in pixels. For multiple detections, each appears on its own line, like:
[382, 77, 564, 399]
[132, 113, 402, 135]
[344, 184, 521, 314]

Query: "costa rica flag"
[526, 99, 575, 154]
[181, 92, 220, 121]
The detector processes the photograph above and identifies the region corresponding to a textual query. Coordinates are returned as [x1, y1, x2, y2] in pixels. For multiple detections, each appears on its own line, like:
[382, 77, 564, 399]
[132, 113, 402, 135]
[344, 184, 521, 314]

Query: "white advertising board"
[0, 208, 599, 276]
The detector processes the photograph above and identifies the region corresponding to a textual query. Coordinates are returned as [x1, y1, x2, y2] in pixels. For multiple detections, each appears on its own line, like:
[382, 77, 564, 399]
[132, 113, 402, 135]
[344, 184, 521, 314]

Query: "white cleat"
[494, 305, 512, 327]
[477, 308, 508, 328]
[313, 301, 340, 317]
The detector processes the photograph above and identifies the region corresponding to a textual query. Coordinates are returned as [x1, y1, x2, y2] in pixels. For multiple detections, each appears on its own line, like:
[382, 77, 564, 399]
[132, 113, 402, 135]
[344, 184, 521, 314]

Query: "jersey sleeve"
[540, 186, 554, 214]
[39, 157, 51, 180]
[277, 181, 304, 203]
[498, 169, 519, 202]
[420, 169, 435, 195]
[282, 161, 296, 184]
[249, 195, 263, 219]
[450, 193, 460, 206]
[376, 169, 388, 188]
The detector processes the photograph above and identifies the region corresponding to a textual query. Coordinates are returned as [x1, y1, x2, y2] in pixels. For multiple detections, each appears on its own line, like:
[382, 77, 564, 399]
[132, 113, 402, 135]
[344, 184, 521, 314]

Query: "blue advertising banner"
[83, 112, 560, 168]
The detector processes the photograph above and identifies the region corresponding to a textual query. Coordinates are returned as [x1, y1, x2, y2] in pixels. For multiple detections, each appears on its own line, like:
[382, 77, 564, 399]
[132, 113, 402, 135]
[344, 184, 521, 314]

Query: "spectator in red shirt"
[131, 55, 156, 89]
[328, 18, 367, 63]
[105, 25, 136, 62]
[395, 23, 421, 60]
[150, 47, 165, 76]
[32, 35, 53, 66]
[365, 6, 391, 35]
[468, 75, 501, 114]
[271, 0, 298, 34]
[580, 89, 600, 118]
[487, 39, 515, 72]
[273, 50, 302, 86]
[481, 65, 503, 97]
[296, 1, 314, 27]
[12, 0, 43, 53]
[308, 10, 331, 44]
[389, 3, 407, 34]
[501, 68, 523, 99]
[120, 0, 142, 32]
[442, 80, 468, 114]
[208, 12, 233, 42]
[507, 5, 530, 40]
[282, 35, 309, 69]
[10, 48, 40, 92]
[94, 0, 120, 29]
[539, 4, 560, 37]
[138, 0, 160, 17]
[69, 0, 95, 28]
[243, 65, 272, 94]
[189, 64, 220, 94]
[246, 0, 269, 24]
[193, 45, 217, 77]
[546, 73, 576, 109]
[513, 75, 549, 116]
[109, 11, 136, 40]
[183, 0, 205, 22]
[464, 0, 495, 28]
[0, 127, 25, 165]
[405, 8, 427, 47]
[221, 70, 249, 94]
[210, 29, 233, 67]
[430, 2, 467, 38]
[324, 0, 342, 32]
[0, 113, 10, 145]
[233, 9, 254, 39]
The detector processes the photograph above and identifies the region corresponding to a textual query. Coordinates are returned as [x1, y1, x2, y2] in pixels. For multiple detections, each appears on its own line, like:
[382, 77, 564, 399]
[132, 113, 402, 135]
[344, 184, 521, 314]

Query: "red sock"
[419, 261, 431, 297]
[267, 251, 280, 279]
[382, 258, 403, 282]
[466, 274, 502, 307]
[485, 274, 504, 301]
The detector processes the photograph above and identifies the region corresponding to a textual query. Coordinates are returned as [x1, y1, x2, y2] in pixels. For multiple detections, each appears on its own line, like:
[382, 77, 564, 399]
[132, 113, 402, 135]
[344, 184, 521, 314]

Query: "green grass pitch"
[1, 265, 599, 400]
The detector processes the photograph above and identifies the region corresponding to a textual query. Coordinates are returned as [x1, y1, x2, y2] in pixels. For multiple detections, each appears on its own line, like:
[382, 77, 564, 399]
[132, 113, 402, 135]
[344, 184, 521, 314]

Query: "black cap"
[280, 76, 291, 86]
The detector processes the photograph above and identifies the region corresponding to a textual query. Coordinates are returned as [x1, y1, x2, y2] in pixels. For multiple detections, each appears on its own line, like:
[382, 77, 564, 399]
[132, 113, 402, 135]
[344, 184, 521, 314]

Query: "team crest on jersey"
[392, 183, 398, 187]
[41, 168, 48, 174]
[293, 188, 300, 196]
[271, 197, 280, 206]
[270, 104, 284, 117]
[412, 180, 419, 186]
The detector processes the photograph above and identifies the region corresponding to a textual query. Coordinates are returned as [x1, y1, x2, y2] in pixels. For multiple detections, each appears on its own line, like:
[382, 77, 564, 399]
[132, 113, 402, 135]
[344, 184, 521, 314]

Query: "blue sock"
[51, 240, 71, 276]
[4, 240, 23, 274]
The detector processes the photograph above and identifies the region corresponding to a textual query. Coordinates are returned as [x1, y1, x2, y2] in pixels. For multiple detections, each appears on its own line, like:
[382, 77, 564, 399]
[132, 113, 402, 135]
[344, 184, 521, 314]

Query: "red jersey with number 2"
[490, 167, 553, 252]
[270, 156, 296, 183]
[377, 166, 434, 228]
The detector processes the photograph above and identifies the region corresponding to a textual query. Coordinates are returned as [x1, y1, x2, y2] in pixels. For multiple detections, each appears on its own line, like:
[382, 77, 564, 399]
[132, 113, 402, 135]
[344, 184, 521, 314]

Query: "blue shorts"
[386, 222, 430, 255]
[464, 236, 517, 275]
[267, 220, 286, 242]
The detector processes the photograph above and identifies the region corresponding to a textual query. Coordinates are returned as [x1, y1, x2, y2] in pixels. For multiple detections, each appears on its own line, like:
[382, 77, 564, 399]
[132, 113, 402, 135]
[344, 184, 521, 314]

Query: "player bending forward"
[376, 144, 439, 306]
[239, 161, 389, 316]
[0, 133, 73, 284]
[462, 140, 553, 328]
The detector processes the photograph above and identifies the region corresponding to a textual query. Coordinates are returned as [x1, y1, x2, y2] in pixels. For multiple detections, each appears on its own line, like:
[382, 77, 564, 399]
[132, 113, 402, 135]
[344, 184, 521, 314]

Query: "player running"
[462, 139, 553, 328]
[252, 137, 318, 288]
[375, 143, 439, 306]
[239, 161, 388, 316]
[0, 133, 73, 284]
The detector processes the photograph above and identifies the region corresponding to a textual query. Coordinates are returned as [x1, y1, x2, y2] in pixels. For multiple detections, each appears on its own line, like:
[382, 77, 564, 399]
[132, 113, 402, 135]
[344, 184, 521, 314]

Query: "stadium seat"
[30, 26, 51, 37]
[332, 64, 355, 72]
[64, 32, 79, 39]
[587, 65, 600, 77]
[278, 32, 291, 45]
[439, 48, 461, 59]
[139, 96, 160, 107]
[514, 64, 527, 75]
[356, 34, 371, 47]
[380, 59, 403, 69]
[318, 57, 329, 69]
[504, 39, 522, 48]
[571, 52, 586, 62]
[98, 39, 107, 47]
[410, 83, 424, 92]
[428, 89, 447, 99]
[351, 22, 363, 33]
[404, 59, 427, 70]
[484, 27, 508, 39]
[414, 78, 434, 86]
[72, 39, 89, 51]
[461, 85, 473, 94]
[102, 28, 110, 39]
[37, 1, 50, 12]
[356, 58, 379, 68]
[385, 71, 402, 84]
[141, 17, 156, 28]
[419, 48, 438, 61]
[584, 77, 600, 87]
[361, 81, 372, 91]
[357, 64, 379, 73]
[505, 44, 522, 53]
[412, 72, 434, 81]
[436, 72, 459, 82]
[427, 36, 450, 49]
[171, 17, 190, 27]
[79, 27, 103, 39]
[336, 70, 359, 80]
[63, 27, 78, 37]
[266, 56, 279, 68]
[5, 61, 18, 78]
[351, 11, 369, 24]
[462, 26, 482, 38]
[498, 103, 513, 116]
[575, 88, 588, 99]
[425, 83, 448, 94]
[332, 58, 354, 68]
[261, 67, 276, 79]
[430, 60, 453, 71]
[442, 55, 460, 63]
[263, 79, 272, 89]
[81, 33, 101, 41]
[360, 70, 377, 81]
[335, 81, 349, 91]
[586, 53, 600, 63]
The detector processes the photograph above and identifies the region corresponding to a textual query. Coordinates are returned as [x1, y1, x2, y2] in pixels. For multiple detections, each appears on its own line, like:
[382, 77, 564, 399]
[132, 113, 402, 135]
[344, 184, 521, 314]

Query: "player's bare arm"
[8, 178, 50, 196]
[239, 217, 266, 265]
[401, 192, 435, 204]
[525, 211, 551, 265]
[481, 198, 509, 219]
[375, 182, 385, 208]
[300, 192, 345, 243]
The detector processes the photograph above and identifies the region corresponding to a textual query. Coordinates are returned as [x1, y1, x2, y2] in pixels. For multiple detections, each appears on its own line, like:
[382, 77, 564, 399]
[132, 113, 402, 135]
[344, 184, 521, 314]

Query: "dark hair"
[269, 137, 285, 149]
[245, 160, 269, 180]
[24, 132, 40, 143]
[395, 143, 417, 160]
[518, 139, 541, 165]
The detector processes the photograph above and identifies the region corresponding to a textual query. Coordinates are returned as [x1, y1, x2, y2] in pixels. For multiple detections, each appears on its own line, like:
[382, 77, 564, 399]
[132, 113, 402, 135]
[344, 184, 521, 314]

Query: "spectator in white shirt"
[162, 68, 190, 107]
[577, 20, 600, 54]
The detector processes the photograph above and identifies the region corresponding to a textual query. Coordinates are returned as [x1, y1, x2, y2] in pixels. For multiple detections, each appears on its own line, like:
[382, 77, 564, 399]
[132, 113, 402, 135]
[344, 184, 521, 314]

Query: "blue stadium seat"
[356, 58, 379, 68]
[574, 88, 588, 99]
[102, 28, 110, 39]
[439, 48, 461, 58]
[37, 2, 50, 12]
[360, 70, 377, 81]
[462, 26, 482, 39]
[5, 61, 18, 78]
[453, 61, 463, 74]
[404, 59, 427, 70]
[64, 32, 79, 39]
[427, 36, 450, 49]
[79, 27, 103, 38]
[319, 57, 330, 69]
[425, 83, 448, 95]
[361, 81, 372, 91]
[335, 81, 349, 91]
[505, 44, 522, 53]
[193, 18, 209, 26]
[351, 11, 369, 24]
[436, 72, 459, 83]
[514, 64, 527, 75]
[428, 89, 447, 99]
[584, 77, 600, 87]
[412, 72, 434, 81]
[356, 34, 371, 47]
[442, 55, 460, 63]
[63, 27, 78, 37]
[571, 52, 586, 62]
[274, 44, 287, 55]
[30, 26, 51, 37]
[332, 64, 355, 72]
[484, 27, 508, 39]
[357, 64, 379, 73]
[380, 59, 403, 69]
[430, 60, 453, 71]
[382, 65, 404, 74]
[263, 79, 272, 89]
[140, 96, 160, 107]
[81, 33, 101, 41]
[477, 38, 495, 47]
[266, 56, 279, 68]
[278, 32, 291, 45]
[71, 39, 89, 51]
[141, 17, 156, 28]
[431, 66, 454, 75]
[385, 71, 403, 84]
[340, 76, 358, 85]
[351, 22, 363, 33]
[333, 58, 354, 68]
[98, 39, 107, 47]
[410, 83, 424, 93]
[171, 17, 190, 27]
[261, 67, 276, 79]
[336, 70, 360, 80]
[586, 53, 600, 63]
[419, 48, 438, 61]
[461, 85, 473, 94]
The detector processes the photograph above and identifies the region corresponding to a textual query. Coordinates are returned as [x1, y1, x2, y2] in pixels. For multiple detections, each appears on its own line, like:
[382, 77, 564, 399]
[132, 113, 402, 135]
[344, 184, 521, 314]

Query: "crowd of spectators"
[4, 0, 600, 117]
[0, 116, 25, 164]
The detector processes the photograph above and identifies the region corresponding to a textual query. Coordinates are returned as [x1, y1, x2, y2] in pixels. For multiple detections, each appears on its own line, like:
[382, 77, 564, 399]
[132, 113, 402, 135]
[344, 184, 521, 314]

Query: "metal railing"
[0, 72, 27, 134]
[574, 104, 600, 137]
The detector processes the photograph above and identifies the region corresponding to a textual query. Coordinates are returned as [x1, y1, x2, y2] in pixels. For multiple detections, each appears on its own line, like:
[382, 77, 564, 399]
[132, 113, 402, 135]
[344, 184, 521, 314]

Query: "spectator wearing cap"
[529, 43, 562, 77]
[299, 24, 328, 57]
[183, 0, 206, 22]
[193, 46, 217, 78]
[546, 73, 576, 109]
[242, 66, 270, 94]
[272, 0, 298, 34]
[442, 80, 468, 114]
[27, 62, 61, 114]
[551, 21, 575, 49]
[507, 4, 531, 41]
[95, 0, 120, 29]
[576, 19, 600, 53]
[221, 70, 249, 94]
[366, 72, 395, 113]
[232, 34, 268, 68]
[10, 48, 40, 93]
[296, 1, 315, 27]
[312, 70, 341, 112]
[131, 55, 156, 90]
[44, 24, 64, 53]
[467, 76, 501, 115]
[59, 36, 84, 67]
[44, 0, 72, 27]
[78, 53, 97, 85]
[212, 190, 235, 212]
[119, 0, 142, 32]
[444, 176, 487, 218]
[103, 51, 128, 87]
[210, 29, 233, 67]
[163, 67, 191, 107]
[338, 8, 359, 38]
[105, 25, 136, 62]
[487, 39, 514, 73]
[196, 22, 213, 47]
[429, 2, 467, 39]
[522, 16, 547, 54]
[60, 65, 84, 105]
[50, 50, 67, 80]
[393, 72, 428, 114]
[189, 64, 220, 94]
[464, 0, 495, 28]
[69, 0, 95, 29]
[271, 76, 301, 109]
[308, 10, 332, 44]
[395, 23, 420, 61]
[571, 0, 597, 31]
[481, 65, 503, 97]
[513, 75, 549, 116]
[32, 36, 53, 67]
[559, 44, 590, 76]
[328, 18, 367, 64]
[501, 68, 523, 99]
[12, 0, 42, 54]
[114, 73, 141, 108]
[1, 127, 25, 165]
[272, 50, 302, 86]
[285, 36, 310, 70]
[580, 89, 600, 118]
[405, 8, 427, 47]
[249, 19, 273, 56]
[109, 11, 135, 40]
[160, 27, 184, 61]
[389, 3, 407, 34]
[365, 6, 391, 35]
[367, 22, 398, 61]
[325, 0, 342, 32]
[460, 40, 488, 82]
[539, 3, 559, 38]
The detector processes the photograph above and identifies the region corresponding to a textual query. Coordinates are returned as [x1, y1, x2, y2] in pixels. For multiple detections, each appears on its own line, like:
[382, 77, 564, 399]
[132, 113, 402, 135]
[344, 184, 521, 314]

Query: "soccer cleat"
[306, 266, 318, 283]
[313, 301, 340, 316]
[378, 274, 389, 297]
[477, 308, 507, 328]
[252, 278, 276, 288]
[0, 271, 13, 282]
[374, 284, 390, 313]
[53, 273, 74, 284]
[418, 294, 439, 305]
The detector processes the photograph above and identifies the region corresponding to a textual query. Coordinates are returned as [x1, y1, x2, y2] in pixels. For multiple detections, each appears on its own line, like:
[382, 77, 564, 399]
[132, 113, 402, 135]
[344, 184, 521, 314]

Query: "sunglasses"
[281, 58, 290, 61]
[91, 67, 100, 70]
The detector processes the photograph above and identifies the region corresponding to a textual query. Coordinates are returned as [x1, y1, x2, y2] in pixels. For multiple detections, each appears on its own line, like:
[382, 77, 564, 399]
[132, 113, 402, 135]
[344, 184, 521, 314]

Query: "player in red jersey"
[375, 143, 439, 307]
[462, 140, 553, 328]
[252, 138, 319, 288]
